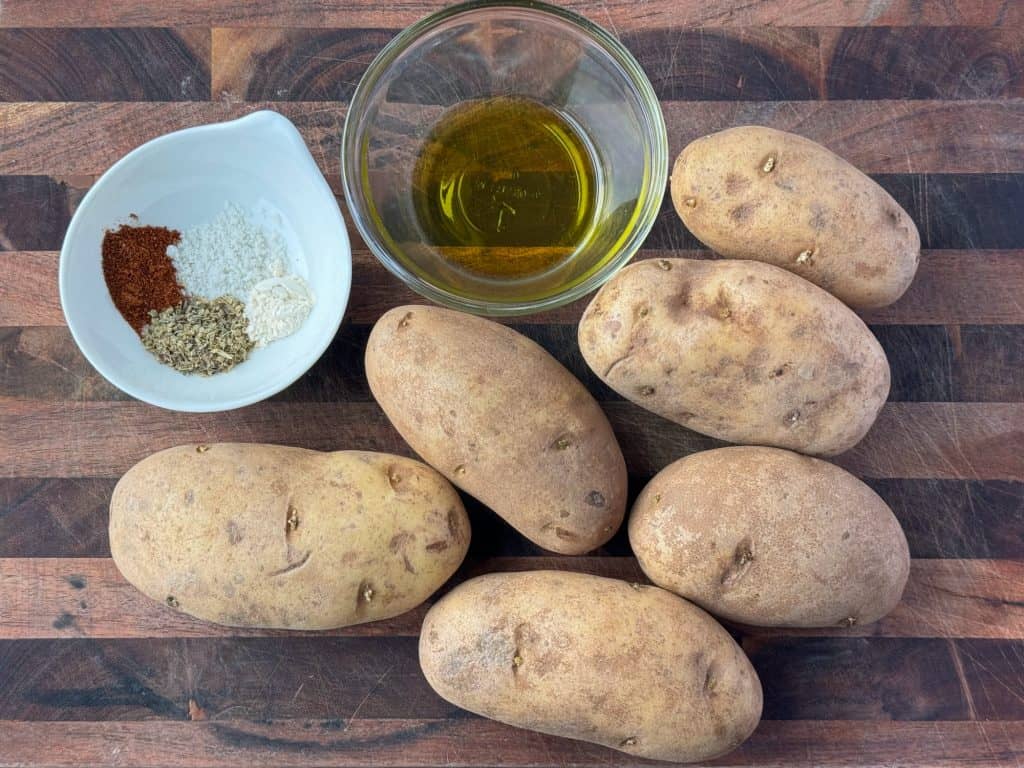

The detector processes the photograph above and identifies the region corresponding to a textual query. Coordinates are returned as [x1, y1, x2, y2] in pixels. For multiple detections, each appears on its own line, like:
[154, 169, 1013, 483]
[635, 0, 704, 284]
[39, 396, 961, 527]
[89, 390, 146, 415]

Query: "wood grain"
[1, 558, 1020, 641]
[4, 101, 1024, 179]
[3, 0, 1023, 28]
[0, 29, 210, 101]
[822, 27, 1024, 100]
[4, 249, 1024, 326]
[2, 475, 1022, 559]
[867, 479, 1024, 559]
[3, 476, 1021, 560]
[0, 400, 1020, 480]
[642, 173, 1024, 251]
[212, 27, 1024, 104]
[212, 27, 821, 102]
[6, 168, 1022, 253]
[956, 639, 1024, 720]
[0, 2, 1022, 765]
[2, 323, 1021, 403]
[2, 633, 1020, 722]
[0, 177, 79, 250]
[0, 719, 1020, 767]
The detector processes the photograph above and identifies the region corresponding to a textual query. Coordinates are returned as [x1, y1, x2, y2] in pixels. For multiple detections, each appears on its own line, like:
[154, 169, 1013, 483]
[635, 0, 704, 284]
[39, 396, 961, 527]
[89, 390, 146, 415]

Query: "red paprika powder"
[101, 224, 184, 333]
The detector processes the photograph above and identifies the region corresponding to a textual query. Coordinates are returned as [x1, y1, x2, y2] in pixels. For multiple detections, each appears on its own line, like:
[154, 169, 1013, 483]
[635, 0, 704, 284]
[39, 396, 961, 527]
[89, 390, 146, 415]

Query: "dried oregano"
[142, 296, 253, 375]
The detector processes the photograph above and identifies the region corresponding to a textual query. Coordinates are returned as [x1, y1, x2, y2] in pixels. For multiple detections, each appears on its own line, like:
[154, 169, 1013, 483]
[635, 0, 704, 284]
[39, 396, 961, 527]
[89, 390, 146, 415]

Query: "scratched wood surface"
[1, 2, 1023, 766]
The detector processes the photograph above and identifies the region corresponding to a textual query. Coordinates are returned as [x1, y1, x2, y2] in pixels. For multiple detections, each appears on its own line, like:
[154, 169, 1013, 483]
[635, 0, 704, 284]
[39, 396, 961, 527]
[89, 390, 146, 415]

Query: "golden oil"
[410, 97, 599, 280]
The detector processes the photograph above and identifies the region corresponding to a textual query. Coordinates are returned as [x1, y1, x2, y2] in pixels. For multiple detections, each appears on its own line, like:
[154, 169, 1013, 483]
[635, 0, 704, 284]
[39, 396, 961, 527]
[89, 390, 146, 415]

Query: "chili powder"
[101, 224, 184, 333]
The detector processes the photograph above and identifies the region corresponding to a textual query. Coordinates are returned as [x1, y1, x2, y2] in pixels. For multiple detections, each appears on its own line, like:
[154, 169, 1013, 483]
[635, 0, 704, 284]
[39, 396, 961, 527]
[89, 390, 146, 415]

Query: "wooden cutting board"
[1, 2, 1022, 766]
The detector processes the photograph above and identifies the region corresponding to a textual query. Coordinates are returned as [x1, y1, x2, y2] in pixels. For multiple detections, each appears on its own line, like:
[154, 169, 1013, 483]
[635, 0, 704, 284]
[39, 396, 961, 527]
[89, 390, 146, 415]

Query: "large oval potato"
[420, 571, 762, 763]
[671, 126, 920, 309]
[578, 258, 890, 456]
[629, 446, 910, 628]
[366, 305, 627, 555]
[110, 444, 470, 629]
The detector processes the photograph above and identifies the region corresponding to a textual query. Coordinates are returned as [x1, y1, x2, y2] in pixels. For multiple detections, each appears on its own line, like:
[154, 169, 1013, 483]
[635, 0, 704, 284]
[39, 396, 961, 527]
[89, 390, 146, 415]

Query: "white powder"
[168, 202, 287, 300]
[246, 274, 314, 347]
[167, 202, 316, 347]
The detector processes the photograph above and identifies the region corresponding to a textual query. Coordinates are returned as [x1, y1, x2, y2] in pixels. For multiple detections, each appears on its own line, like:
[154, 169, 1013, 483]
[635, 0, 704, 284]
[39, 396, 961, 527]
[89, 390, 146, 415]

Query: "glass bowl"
[341, 0, 667, 316]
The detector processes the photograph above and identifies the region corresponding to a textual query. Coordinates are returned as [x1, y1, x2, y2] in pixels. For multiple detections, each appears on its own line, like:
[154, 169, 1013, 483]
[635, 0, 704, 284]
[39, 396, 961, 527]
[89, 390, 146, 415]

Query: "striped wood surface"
[0, 3, 1022, 767]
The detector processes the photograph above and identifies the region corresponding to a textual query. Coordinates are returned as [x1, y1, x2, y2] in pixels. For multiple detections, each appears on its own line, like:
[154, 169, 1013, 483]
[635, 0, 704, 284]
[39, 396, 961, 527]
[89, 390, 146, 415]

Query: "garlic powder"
[246, 274, 314, 347]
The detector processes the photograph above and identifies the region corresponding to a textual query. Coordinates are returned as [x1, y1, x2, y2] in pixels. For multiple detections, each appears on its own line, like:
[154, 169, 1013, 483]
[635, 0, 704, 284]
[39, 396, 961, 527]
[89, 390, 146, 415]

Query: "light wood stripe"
[2, 100, 1023, 177]
[4, 250, 1023, 326]
[0, 400, 1020, 480]
[0, 719, 1020, 767]
[1, 558, 1020, 640]
[2, 1, 1021, 28]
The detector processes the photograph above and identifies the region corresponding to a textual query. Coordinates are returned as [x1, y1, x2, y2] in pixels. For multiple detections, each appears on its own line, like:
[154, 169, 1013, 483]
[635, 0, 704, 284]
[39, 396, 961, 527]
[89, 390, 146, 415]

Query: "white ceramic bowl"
[60, 110, 351, 412]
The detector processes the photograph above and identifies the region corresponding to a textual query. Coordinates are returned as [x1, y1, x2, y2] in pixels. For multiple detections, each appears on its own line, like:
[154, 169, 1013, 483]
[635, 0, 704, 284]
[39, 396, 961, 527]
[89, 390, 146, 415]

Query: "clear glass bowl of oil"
[342, 0, 668, 315]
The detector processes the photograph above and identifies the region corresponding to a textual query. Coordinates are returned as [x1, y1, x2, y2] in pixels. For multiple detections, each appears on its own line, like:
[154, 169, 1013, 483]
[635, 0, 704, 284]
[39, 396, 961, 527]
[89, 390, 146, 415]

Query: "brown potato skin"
[366, 305, 627, 555]
[578, 258, 890, 456]
[110, 444, 469, 630]
[630, 446, 910, 628]
[671, 126, 920, 309]
[419, 571, 762, 763]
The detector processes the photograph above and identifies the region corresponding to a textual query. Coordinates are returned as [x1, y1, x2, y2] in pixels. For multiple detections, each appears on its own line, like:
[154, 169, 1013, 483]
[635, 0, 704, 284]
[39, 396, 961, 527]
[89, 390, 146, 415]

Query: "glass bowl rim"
[341, 0, 669, 316]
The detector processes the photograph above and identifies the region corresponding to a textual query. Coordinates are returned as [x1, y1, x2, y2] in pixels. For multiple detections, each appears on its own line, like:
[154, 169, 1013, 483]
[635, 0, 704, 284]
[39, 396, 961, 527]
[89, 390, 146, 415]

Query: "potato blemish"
[359, 581, 375, 605]
[720, 539, 755, 588]
[586, 491, 606, 507]
[703, 667, 718, 693]
[387, 467, 403, 491]
[285, 506, 299, 534]
[619, 737, 638, 748]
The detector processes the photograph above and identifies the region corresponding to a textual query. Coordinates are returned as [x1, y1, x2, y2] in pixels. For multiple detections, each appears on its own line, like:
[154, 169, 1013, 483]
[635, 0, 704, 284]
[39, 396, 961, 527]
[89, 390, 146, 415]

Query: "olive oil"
[411, 97, 599, 280]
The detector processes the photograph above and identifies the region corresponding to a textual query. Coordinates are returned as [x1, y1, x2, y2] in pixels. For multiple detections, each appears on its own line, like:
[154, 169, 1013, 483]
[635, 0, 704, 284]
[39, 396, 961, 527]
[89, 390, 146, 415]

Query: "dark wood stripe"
[645, 174, 1024, 251]
[5, 173, 1024, 252]
[0, 479, 114, 558]
[212, 27, 820, 103]
[0, 636, 449, 721]
[2, 324, 1021, 404]
[213, 29, 398, 102]
[3, 101, 1024, 179]
[868, 479, 1024, 559]
[0, 177, 80, 251]
[0, 400, 1019, 480]
[5, 250, 1024, 327]
[0, 29, 210, 101]
[957, 639, 1024, 720]
[1, 634, 1019, 720]
[3, 477, 1022, 560]
[1, 719, 1022, 767]
[3, 0, 1022, 28]
[209, 26, 1024, 104]
[747, 637, 972, 720]
[213, 27, 1024, 104]
[822, 27, 1024, 100]
[2, 558, 1020, 640]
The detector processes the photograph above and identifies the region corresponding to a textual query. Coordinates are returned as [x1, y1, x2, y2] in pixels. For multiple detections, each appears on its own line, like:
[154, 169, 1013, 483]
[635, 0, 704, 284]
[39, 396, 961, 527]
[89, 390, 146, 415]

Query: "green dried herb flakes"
[142, 296, 253, 375]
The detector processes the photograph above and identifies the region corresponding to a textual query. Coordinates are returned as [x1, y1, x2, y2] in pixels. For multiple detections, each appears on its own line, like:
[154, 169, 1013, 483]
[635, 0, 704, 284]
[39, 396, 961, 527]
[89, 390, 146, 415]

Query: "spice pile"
[101, 203, 315, 375]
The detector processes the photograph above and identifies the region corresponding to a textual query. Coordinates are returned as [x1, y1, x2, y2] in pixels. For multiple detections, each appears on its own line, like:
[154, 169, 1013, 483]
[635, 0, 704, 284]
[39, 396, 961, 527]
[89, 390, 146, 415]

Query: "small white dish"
[60, 110, 351, 412]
